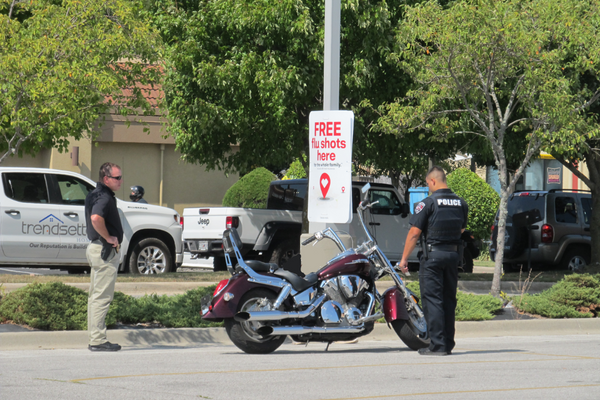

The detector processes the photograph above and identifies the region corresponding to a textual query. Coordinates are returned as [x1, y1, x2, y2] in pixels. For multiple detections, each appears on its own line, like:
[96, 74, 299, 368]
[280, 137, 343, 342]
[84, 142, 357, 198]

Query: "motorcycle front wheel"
[391, 304, 430, 351]
[224, 288, 286, 354]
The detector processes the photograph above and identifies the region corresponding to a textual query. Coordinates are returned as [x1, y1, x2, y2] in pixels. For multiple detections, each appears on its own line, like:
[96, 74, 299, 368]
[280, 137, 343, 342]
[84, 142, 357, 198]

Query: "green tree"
[147, 0, 462, 184]
[0, 0, 161, 163]
[379, 0, 600, 296]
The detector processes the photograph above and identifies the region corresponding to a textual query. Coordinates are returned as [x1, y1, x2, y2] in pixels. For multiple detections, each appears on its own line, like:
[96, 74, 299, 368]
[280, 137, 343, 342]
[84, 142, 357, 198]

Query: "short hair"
[99, 162, 121, 180]
[426, 165, 447, 183]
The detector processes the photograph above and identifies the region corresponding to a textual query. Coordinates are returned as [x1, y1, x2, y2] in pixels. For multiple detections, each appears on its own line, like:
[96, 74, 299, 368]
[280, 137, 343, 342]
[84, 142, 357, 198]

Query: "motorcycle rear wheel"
[224, 289, 286, 354]
[391, 306, 430, 351]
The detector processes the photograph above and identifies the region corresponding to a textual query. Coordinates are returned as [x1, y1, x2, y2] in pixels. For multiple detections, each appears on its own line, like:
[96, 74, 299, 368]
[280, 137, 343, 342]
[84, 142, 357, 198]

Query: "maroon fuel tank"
[202, 272, 273, 320]
[317, 252, 372, 280]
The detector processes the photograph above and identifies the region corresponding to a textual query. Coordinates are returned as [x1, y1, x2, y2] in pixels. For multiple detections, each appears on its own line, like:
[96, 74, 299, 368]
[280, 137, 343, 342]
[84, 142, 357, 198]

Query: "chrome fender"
[383, 287, 409, 323]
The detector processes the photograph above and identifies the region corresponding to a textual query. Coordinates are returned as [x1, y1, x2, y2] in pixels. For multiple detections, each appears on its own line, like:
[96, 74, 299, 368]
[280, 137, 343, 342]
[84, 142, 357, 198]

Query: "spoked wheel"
[391, 303, 430, 351]
[225, 289, 286, 354]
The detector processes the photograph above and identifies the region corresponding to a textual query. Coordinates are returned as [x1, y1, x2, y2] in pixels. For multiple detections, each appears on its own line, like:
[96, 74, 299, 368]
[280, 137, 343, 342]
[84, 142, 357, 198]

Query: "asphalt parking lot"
[1, 334, 599, 400]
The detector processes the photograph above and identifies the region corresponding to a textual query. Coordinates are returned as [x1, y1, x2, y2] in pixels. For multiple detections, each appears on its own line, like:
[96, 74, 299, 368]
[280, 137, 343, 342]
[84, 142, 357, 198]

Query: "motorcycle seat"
[242, 260, 278, 273]
[273, 269, 318, 292]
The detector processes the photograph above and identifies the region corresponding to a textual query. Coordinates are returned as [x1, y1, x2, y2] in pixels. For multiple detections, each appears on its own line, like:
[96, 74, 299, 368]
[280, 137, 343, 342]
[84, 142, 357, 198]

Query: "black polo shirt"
[85, 182, 124, 243]
[410, 188, 468, 245]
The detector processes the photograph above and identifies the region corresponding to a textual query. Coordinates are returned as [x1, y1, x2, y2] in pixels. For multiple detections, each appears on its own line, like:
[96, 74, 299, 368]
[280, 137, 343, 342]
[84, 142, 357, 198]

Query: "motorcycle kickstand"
[325, 341, 333, 352]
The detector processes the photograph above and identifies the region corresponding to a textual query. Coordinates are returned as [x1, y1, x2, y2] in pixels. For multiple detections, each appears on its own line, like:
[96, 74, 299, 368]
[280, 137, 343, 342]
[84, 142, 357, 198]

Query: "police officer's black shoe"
[88, 341, 121, 352]
[418, 348, 447, 356]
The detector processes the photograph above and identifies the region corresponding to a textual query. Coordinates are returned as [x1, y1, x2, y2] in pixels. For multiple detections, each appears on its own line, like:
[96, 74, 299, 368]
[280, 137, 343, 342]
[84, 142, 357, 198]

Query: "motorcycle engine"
[320, 275, 369, 325]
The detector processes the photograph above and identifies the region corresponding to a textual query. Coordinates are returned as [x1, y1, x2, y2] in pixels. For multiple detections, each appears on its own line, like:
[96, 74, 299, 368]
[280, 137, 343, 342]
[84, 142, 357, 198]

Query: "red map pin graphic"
[320, 173, 331, 198]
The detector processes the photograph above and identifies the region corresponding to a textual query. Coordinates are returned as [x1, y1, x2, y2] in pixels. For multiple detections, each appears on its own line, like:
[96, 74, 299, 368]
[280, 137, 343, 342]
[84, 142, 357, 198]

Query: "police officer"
[398, 166, 468, 356]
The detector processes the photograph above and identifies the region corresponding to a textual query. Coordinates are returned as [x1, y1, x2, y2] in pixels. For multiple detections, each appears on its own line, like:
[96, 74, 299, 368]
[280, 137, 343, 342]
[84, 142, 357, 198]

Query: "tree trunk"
[587, 155, 600, 267]
[491, 192, 510, 297]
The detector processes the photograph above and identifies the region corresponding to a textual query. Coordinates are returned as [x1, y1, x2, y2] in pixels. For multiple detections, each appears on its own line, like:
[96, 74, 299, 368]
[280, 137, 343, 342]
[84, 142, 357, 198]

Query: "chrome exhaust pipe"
[350, 313, 384, 326]
[257, 325, 366, 336]
[235, 295, 326, 322]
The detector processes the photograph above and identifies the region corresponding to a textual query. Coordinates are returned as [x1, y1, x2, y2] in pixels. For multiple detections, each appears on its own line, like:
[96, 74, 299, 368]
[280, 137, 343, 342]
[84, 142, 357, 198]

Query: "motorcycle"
[201, 183, 429, 354]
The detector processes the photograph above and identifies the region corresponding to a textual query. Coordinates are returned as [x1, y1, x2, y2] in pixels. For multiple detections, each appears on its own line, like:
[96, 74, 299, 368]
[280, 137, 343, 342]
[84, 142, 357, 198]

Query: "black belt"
[427, 244, 458, 252]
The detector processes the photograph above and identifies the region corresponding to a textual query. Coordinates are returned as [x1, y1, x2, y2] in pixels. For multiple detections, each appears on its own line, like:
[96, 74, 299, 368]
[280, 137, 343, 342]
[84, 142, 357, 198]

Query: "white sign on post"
[307, 110, 354, 224]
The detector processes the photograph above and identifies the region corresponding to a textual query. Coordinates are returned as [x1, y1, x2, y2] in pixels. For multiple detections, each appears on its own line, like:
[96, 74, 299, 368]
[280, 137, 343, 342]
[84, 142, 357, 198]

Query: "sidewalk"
[2, 318, 599, 351]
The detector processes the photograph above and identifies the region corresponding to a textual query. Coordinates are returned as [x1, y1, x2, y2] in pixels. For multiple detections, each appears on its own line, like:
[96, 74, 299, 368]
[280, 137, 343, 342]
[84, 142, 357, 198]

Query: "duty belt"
[427, 244, 458, 252]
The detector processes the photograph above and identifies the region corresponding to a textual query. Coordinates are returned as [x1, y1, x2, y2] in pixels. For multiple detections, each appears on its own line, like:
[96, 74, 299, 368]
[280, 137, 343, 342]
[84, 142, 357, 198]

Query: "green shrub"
[447, 168, 500, 241]
[407, 281, 502, 321]
[284, 156, 307, 179]
[513, 273, 600, 318]
[0, 283, 222, 331]
[0, 282, 88, 330]
[222, 167, 276, 208]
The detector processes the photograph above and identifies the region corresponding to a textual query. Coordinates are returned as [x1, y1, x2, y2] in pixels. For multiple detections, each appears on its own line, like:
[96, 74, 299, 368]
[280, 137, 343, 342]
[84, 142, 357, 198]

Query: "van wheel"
[128, 238, 172, 274]
[213, 256, 229, 272]
[560, 247, 590, 273]
[268, 239, 299, 267]
[459, 248, 474, 273]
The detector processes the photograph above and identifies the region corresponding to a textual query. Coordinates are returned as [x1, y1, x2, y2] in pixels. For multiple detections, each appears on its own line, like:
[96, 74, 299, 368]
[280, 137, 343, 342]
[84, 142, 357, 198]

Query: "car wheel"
[560, 248, 590, 273]
[128, 238, 172, 274]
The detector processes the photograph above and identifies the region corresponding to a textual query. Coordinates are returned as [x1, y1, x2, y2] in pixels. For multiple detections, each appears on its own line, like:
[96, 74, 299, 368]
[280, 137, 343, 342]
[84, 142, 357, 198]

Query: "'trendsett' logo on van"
[21, 214, 87, 236]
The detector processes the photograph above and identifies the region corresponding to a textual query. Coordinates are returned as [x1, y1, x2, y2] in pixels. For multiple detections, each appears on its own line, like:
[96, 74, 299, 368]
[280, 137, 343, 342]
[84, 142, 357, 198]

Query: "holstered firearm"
[420, 233, 428, 261]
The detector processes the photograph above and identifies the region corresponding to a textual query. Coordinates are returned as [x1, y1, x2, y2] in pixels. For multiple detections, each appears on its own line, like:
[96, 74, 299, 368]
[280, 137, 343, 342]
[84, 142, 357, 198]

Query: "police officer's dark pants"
[419, 251, 459, 353]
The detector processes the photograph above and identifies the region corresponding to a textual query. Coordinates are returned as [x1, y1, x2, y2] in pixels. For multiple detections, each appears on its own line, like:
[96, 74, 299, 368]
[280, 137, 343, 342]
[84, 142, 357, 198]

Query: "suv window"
[55, 175, 94, 205]
[2, 173, 49, 203]
[555, 196, 578, 224]
[369, 189, 402, 215]
[581, 197, 592, 225]
[507, 193, 546, 222]
[267, 182, 306, 211]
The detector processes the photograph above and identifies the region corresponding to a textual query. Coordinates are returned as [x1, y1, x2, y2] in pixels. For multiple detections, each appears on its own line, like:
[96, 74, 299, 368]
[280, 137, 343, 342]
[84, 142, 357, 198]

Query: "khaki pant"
[86, 242, 119, 346]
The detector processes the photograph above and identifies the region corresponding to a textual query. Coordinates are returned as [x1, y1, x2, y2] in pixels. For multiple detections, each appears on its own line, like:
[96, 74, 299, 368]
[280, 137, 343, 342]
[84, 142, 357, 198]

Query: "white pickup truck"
[0, 167, 183, 274]
[182, 179, 421, 271]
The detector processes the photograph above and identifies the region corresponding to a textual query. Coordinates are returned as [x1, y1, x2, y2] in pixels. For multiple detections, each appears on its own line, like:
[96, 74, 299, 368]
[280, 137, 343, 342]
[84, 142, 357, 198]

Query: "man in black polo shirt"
[85, 162, 124, 352]
[398, 166, 468, 356]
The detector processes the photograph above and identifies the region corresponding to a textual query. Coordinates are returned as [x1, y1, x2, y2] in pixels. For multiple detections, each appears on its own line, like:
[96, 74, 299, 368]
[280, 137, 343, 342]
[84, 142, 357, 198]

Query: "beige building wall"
[1, 114, 239, 214]
[561, 162, 591, 191]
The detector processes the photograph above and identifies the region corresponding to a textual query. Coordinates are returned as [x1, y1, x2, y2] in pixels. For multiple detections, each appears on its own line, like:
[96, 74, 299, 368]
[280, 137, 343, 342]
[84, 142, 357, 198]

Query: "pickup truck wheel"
[129, 238, 172, 274]
[268, 239, 299, 267]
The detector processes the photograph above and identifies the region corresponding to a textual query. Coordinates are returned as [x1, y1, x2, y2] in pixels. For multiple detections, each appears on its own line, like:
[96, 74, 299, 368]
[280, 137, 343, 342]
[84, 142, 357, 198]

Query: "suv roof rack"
[548, 189, 592, 193]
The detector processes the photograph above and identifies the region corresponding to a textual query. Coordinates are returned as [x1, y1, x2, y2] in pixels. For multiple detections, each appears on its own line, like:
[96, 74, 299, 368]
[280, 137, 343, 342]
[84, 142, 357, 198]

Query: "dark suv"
[490, 190, 592, 272]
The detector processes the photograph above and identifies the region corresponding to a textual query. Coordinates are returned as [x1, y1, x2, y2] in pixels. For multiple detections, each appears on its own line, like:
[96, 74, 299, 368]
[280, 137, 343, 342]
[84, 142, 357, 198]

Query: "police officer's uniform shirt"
[410, 188, 468, 245]
[85, 182, 124, 243]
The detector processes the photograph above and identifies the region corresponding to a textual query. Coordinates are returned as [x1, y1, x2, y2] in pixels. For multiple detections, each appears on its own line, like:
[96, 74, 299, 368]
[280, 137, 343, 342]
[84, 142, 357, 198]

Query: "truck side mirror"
[401, 203, 410, 218]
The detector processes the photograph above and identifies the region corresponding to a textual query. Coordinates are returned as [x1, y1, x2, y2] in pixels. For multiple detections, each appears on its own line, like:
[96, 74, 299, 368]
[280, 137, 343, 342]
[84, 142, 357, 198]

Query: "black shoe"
[88, 341, 121, 352]
[418, 348, 447, 356]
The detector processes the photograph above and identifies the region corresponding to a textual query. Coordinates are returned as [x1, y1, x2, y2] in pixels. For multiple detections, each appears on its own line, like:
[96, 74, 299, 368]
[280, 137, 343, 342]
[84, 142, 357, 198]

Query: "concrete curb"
[2, 319, 599, 351]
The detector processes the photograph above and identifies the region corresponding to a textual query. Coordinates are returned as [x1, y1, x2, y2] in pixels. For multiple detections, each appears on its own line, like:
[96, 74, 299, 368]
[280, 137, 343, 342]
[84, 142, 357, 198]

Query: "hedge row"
[0, 282, 222, 331]
[513, 274, 600, 318]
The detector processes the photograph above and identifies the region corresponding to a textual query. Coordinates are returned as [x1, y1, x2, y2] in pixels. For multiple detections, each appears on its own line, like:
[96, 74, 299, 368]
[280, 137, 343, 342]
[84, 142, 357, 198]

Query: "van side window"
[56, 175, 94, 205]
[369, 189, 402, 215]
[2, 173, 49, 203]
[555, 196, 578, 224]
[581, 197, 592, 225]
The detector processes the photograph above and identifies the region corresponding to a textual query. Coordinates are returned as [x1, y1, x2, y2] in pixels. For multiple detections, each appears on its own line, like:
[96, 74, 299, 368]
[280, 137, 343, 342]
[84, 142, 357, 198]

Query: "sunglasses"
[108, 175, 123, 181]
